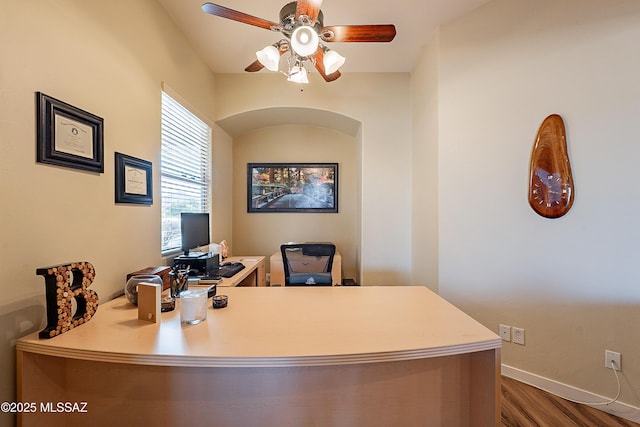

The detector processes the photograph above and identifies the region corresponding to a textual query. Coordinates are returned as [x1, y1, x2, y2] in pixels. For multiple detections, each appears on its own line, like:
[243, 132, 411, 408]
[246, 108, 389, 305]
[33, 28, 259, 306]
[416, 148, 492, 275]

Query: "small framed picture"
[115, 152, 153, 205]
[36, 92, 104, 173]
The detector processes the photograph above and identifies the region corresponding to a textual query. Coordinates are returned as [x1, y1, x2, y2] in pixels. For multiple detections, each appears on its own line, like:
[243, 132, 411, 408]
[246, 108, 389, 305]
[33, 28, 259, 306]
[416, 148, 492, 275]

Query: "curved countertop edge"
[16, 338, 502, 368]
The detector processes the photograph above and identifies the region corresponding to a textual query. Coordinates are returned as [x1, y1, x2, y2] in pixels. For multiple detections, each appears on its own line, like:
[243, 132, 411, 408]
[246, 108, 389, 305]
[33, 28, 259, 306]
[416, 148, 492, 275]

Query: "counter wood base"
[17, 286, 501, 426]
[18, 349, 499, 426]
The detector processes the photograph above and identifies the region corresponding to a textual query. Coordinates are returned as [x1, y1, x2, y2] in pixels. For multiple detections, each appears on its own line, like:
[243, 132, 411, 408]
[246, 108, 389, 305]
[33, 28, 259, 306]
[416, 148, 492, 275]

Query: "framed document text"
[36, 92, 104, 173]
[115, 152, 153, 205]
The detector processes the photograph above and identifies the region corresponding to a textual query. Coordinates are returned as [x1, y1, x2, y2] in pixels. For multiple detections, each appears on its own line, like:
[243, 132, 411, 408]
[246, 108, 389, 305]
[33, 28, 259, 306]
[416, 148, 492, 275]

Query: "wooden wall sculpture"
[528, 114, 575, 218]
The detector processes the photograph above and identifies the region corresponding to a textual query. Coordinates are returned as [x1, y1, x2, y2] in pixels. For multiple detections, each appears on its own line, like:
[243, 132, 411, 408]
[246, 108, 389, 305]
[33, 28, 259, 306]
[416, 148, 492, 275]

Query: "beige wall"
[414, 0, 640, 409]
[411, 33, 440, 291]
[211, 126, 234, 243]
[231, 125, 359, 283]
[0, 0, 219, 422]
[214, 73, 412, 286]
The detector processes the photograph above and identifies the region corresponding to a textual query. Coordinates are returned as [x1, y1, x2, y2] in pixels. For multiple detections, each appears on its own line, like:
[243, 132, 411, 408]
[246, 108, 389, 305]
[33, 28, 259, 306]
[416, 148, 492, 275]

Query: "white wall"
[418, 0, 640, 408]
[214, 73, 412, 286]
[0, 0, 218, 422]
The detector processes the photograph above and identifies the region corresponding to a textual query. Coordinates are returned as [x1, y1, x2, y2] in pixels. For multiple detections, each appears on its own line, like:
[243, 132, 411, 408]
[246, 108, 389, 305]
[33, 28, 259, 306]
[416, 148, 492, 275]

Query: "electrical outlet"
[512, 327, 525, 345]
[499, 324, 511, 342]
[605, 350, 621, 371]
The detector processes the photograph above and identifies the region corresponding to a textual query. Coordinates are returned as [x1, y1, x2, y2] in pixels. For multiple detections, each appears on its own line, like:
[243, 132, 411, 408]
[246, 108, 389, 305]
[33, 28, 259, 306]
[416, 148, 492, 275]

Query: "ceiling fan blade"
[321, 25, 396, 42]
[295, 0, 323, 26]
[322, 70, 341, 82]
[312, 50, 341, 82]
[201, 2, 280, 31]
[244, 60, 264, 72]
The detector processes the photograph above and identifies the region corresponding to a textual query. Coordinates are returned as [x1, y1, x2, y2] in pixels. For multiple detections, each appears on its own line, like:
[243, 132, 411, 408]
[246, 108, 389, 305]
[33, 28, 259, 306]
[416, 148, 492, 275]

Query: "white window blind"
[161, 91, 211, 254]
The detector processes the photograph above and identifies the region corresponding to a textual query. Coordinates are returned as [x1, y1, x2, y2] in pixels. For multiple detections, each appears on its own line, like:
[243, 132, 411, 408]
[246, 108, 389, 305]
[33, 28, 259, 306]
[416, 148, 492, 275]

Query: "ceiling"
[156, 0, 492, 74]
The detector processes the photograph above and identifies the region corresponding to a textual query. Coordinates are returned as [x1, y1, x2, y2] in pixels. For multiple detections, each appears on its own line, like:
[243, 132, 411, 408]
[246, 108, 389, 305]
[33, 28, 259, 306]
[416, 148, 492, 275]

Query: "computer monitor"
[180, 212, 210, 256]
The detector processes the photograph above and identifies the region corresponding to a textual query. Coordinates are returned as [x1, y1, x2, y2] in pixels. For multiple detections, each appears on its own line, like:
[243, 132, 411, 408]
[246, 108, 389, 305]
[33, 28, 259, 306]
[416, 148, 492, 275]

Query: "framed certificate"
[36, 92, 104, 173]
[115, 152, 153, 205]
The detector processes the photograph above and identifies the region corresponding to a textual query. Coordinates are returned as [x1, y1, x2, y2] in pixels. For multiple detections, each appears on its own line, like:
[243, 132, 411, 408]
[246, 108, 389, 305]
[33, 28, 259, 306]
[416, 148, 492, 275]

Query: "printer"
[173, 252, 219, 276]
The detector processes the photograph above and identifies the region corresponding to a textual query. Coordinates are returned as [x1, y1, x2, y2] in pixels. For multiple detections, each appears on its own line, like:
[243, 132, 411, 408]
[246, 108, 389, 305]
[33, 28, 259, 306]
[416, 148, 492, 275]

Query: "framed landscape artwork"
[247, 163, 338, 213]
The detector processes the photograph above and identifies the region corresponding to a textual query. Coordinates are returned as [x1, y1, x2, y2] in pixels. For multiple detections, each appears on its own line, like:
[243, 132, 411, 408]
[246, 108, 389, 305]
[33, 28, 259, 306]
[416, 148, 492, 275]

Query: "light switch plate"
[499, 324, 511, 342]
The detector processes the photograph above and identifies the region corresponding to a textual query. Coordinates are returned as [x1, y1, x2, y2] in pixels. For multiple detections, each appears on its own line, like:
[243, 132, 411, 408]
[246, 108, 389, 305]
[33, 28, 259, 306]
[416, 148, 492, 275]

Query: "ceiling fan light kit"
[287, 64, 309, 84]
[322, 49, 345, 74]
[201, 0, 396, 83]
[256, 45, 281, 71]
[291, 25, 319, 57]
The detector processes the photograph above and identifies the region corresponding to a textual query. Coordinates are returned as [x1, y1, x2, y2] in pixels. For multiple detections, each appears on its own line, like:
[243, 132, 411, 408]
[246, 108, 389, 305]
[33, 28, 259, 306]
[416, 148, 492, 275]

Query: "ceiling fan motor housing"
[279, 1, 324, 32]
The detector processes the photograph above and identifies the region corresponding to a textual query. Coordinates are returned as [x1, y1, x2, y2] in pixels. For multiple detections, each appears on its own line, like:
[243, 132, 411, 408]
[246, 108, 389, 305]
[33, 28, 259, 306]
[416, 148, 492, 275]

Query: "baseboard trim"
[502, 364, 640, 424]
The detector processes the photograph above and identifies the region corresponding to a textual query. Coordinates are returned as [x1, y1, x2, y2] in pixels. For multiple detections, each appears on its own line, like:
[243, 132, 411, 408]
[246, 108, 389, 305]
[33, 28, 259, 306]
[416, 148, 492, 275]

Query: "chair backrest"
[280, 243, 336, 286]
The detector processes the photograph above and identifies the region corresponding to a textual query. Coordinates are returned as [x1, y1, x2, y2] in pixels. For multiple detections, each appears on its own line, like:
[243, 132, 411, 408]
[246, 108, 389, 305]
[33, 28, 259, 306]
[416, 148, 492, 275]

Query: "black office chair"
[280, 243, 336, 286]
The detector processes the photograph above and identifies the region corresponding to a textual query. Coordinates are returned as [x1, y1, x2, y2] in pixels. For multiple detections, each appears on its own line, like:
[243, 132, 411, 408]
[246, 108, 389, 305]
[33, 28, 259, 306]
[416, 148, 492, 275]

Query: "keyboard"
[218, 262, 245, 278]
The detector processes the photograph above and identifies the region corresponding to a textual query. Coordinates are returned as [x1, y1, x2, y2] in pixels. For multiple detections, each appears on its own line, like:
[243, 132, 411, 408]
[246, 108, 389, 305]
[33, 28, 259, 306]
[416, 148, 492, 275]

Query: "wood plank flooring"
[502, 376, 639, 427]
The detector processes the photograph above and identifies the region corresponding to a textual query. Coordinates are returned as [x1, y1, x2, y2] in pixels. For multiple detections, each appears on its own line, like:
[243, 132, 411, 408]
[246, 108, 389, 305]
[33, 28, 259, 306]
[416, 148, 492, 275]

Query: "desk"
[16, 286, 501, 426]
[216, 256, 266, 287]
[270, 250, 342, 286]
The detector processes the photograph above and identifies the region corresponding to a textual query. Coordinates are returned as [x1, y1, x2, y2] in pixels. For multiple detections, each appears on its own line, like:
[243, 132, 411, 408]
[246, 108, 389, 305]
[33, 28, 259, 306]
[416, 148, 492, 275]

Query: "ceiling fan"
[201, 0, 396, 83]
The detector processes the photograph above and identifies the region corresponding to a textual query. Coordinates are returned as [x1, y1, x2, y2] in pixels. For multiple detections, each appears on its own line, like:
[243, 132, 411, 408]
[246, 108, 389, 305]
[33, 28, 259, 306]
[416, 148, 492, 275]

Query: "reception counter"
[16, 286, 501, 426]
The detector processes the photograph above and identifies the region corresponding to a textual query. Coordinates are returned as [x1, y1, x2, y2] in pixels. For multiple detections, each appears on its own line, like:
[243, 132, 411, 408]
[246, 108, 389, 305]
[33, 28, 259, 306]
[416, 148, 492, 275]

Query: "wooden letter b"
[36, 261, 99, 338]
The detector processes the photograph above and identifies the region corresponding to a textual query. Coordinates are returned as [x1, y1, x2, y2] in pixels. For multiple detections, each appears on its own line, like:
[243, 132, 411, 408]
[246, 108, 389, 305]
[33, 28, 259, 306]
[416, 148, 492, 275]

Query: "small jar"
[212, 294, 228, 309]
[180, 289, 208, 325]
[124, 275, 163, 305]
[161, 288, 176, 312]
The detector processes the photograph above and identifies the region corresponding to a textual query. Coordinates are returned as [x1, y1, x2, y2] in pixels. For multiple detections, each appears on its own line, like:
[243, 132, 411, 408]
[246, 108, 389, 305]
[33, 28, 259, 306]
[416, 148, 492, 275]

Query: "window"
[160, 91, 211, 254]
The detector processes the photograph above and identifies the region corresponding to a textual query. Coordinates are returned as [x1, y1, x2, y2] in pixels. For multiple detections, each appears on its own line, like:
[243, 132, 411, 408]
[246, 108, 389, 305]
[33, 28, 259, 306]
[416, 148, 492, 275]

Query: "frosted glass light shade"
[256, 45, 280, 71]
[323, 50, 345, 74]
[291, 26, 319, 57]
[287, 65, 309, 84]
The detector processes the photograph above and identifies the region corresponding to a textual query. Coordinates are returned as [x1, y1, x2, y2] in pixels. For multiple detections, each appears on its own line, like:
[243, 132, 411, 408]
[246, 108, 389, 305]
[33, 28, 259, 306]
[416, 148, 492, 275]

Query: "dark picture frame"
[36, 92, 104, 173]
[115, 152, 153, 205]
[248, 163, 338, 213]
